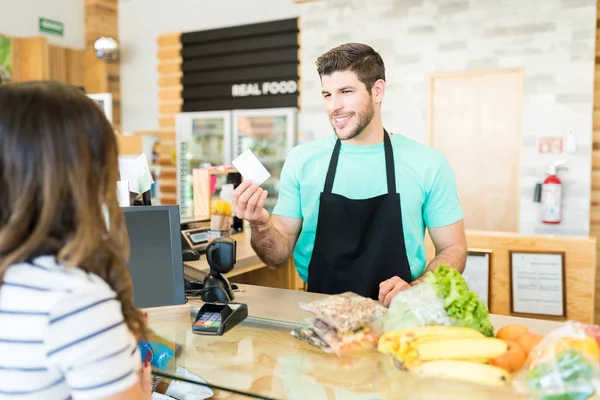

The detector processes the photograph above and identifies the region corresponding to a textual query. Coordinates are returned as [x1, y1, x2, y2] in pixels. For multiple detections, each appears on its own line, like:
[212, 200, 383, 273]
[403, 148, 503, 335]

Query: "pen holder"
[209, 215, 231, 232]
[209, 199, 232, 239]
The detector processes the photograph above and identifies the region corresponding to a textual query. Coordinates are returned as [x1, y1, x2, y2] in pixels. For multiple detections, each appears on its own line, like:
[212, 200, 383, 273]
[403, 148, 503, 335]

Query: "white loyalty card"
[232, 149, 271, 185]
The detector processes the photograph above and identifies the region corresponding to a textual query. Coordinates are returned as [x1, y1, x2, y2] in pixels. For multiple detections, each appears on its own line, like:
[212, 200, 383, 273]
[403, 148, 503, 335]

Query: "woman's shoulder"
[3, 256, 115, 295]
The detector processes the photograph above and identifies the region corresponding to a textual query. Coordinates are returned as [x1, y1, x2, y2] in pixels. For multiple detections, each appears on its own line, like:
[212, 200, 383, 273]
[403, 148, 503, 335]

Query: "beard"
[330, 99, 375, 141]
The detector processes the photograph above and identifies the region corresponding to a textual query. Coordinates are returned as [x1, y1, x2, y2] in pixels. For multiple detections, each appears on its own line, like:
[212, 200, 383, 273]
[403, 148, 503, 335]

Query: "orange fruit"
[496, 324, 530, 342]
[490, 340, 527, 373]
[517, 333, 544, 355]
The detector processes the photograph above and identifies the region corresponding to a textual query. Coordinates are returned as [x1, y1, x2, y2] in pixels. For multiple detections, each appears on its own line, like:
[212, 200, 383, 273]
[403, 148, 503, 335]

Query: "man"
[232, 43, 467, 307]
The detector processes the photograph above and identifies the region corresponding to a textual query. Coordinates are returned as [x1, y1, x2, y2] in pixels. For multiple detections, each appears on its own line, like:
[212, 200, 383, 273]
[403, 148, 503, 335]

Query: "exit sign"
[39, 17, 64, 37]
[538, 137, 563, 154]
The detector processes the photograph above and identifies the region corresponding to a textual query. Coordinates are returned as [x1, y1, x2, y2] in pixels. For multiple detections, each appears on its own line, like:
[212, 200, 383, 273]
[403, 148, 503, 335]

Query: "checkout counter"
[146, 285, 565, 400]
[124, 205, 598, 399]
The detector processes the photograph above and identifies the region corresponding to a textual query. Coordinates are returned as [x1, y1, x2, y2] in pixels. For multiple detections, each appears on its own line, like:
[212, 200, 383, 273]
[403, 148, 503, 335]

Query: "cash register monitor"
[122, 205, 186, 308]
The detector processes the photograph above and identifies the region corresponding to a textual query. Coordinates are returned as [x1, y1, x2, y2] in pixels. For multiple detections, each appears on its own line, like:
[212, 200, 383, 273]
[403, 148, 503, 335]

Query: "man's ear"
[372, 79, 386, 104]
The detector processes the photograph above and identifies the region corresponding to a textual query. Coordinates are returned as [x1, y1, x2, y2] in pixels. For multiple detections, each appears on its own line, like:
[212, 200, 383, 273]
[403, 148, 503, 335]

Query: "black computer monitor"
[122, 205, 185, 308]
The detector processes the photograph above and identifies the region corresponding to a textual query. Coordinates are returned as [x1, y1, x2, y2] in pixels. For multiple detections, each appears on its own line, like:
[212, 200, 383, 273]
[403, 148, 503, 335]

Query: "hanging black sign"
[181, 18, 300, 112]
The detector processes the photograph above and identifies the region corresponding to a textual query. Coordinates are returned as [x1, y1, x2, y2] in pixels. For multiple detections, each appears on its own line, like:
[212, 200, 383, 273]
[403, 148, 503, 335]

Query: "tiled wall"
[297, 0, 596, 236]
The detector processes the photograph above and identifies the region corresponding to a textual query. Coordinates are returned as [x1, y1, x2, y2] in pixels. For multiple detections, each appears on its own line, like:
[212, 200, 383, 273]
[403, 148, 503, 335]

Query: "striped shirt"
[0, 256, 141, 399]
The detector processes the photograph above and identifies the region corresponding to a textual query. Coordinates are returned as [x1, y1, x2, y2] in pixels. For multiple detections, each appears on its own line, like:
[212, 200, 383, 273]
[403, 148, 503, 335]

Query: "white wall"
[0, 0, 84, 48]
[298, 0, 597, 237]
[118, 0, 300, 133]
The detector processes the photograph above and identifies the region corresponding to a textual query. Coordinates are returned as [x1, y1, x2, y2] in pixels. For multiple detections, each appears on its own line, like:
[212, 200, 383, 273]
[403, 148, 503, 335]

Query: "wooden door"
[428, 69, 523, 232]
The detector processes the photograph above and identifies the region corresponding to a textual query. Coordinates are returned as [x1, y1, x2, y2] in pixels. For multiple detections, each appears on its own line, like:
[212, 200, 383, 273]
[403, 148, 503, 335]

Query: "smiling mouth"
[332, 114, 353, 127]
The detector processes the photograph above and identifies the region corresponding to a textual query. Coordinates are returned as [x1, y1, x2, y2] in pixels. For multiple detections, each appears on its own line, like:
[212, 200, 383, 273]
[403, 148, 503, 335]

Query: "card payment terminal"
[192, 302, 248, 336]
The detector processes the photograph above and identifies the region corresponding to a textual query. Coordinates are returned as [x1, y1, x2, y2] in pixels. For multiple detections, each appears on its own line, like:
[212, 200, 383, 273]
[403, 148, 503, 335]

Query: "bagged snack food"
[512, 321, 600, 400]
[290, 325, 333, 353]
[299, 292, 387, 334]
[381, 282, 451, 332]
[310, 319, 378, 356]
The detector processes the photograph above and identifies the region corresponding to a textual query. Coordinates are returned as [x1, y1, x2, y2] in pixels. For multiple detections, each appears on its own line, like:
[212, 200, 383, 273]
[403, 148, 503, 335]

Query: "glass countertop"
[146, 307, 523, 400]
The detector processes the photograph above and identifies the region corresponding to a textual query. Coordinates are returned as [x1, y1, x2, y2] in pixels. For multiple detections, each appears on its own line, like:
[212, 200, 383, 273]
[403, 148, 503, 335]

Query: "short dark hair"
[316, 43, 385, 93]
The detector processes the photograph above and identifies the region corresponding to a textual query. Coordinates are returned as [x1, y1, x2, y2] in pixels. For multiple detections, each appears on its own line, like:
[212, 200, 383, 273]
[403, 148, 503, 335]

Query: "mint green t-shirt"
[272, 133, 463, 283]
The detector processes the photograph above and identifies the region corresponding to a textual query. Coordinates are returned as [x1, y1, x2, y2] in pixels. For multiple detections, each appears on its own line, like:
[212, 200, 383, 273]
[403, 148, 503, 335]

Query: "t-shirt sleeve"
[423, 153, 464, 228]
[44, 284, 141, 400]
[272, 148, 303, 219]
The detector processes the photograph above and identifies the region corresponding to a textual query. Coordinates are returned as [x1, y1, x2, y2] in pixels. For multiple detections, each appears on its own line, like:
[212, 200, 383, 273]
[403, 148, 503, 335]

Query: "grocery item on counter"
[490, 340, 527, 373]
[492, 324, 545, 373]
[290, 325, 333, 353]
[299, 292, 387, 334]
[423, 264, 495, 337]
[513, 321, 600, 400]
[526, 349, 596, 400]
[310, 318, 378, 356]
[497, 324, 532, 342]
[411, 360, 510, 388]
[292, 292, 387, 356]
[377, 325, 511, 386]
[382, 280, 452, 332]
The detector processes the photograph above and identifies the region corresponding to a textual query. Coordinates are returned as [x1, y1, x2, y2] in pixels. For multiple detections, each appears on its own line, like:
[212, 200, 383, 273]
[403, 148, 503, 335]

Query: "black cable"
[151, 369, 277, 400]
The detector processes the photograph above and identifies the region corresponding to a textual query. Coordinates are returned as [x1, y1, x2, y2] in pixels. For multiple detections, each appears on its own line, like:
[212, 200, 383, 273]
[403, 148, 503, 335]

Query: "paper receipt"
[232, 149, 271, 185]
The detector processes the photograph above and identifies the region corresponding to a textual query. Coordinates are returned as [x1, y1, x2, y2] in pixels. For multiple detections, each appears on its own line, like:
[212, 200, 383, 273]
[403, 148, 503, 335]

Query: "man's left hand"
[378, 276, 410, 307]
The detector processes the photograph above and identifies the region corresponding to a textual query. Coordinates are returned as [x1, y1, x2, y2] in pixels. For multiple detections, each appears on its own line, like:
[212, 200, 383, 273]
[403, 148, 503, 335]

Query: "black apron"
[306, 129, 412, 300]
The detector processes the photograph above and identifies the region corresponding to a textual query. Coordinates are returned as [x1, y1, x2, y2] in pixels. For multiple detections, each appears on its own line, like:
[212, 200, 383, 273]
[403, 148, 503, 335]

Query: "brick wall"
[297, 0, 597, 236]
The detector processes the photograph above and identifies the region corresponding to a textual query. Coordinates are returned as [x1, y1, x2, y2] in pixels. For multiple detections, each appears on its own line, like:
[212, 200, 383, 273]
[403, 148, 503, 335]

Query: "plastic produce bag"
[381, 282, 451, 332]
[512, 321, 600, 400]
[299, 292, 387, 334]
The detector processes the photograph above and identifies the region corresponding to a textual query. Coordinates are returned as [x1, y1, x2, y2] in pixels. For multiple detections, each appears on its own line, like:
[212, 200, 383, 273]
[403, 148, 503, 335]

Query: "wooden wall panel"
[7, 35, 84, 87]
[591, 0, 600, 324]
[48, 45, 68, 83]
[157, 32, 182, 205]
[11, 37, 49, 81]
[66, 49, 85, 87]
[426, 231, 596, 324]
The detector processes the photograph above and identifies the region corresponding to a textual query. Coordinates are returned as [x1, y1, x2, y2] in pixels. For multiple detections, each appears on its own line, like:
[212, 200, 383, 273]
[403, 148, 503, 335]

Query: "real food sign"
[231, 81, 298, 97]
[181, 18, 300, 112]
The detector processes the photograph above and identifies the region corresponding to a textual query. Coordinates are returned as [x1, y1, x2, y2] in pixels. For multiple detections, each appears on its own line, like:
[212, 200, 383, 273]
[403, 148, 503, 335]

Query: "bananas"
[378, 326, 484, 356]
[378, 326, 511, 387]
[412, 360, 510, 387]
[415, 338, 508, 361]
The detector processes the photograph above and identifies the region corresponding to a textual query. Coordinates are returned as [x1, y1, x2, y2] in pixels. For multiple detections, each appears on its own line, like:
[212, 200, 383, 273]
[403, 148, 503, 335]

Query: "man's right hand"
[232, 180, 270, 225]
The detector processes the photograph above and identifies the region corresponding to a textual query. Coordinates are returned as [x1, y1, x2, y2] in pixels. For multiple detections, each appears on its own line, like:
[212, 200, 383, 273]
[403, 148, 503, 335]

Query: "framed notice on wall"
[462, 250, 492, 308]
[509, 251, 566, 318]
[87, 93, 113, 125]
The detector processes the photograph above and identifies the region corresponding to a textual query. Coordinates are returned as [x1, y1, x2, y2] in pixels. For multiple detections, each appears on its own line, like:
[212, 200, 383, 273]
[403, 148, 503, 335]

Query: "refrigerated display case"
[175, 111, 232, 220]
[176, 107, 297, 219]
[232, 107, 297, 214]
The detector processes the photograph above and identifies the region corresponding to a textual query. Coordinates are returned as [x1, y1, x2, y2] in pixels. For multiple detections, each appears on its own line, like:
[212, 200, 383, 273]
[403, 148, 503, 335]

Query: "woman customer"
[0, 81, 151, 399]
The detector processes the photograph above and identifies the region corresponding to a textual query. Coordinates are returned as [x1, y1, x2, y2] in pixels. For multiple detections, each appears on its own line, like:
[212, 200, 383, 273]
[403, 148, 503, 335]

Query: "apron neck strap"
[324, 129, 396, 194]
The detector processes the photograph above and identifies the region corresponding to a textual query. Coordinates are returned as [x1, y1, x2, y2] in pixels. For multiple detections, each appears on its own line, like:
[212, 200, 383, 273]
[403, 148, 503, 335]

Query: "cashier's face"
[321, 70, 376, 141]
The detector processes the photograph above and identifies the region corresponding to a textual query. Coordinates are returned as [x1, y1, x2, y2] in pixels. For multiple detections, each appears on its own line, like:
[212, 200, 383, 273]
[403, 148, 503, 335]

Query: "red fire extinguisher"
[540, 160, 566, 224]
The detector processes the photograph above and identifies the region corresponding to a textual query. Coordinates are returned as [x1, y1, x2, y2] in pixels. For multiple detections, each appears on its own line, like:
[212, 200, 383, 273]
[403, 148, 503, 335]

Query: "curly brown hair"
[316, 42, 386, 93]
[0, 80, 148, 341]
